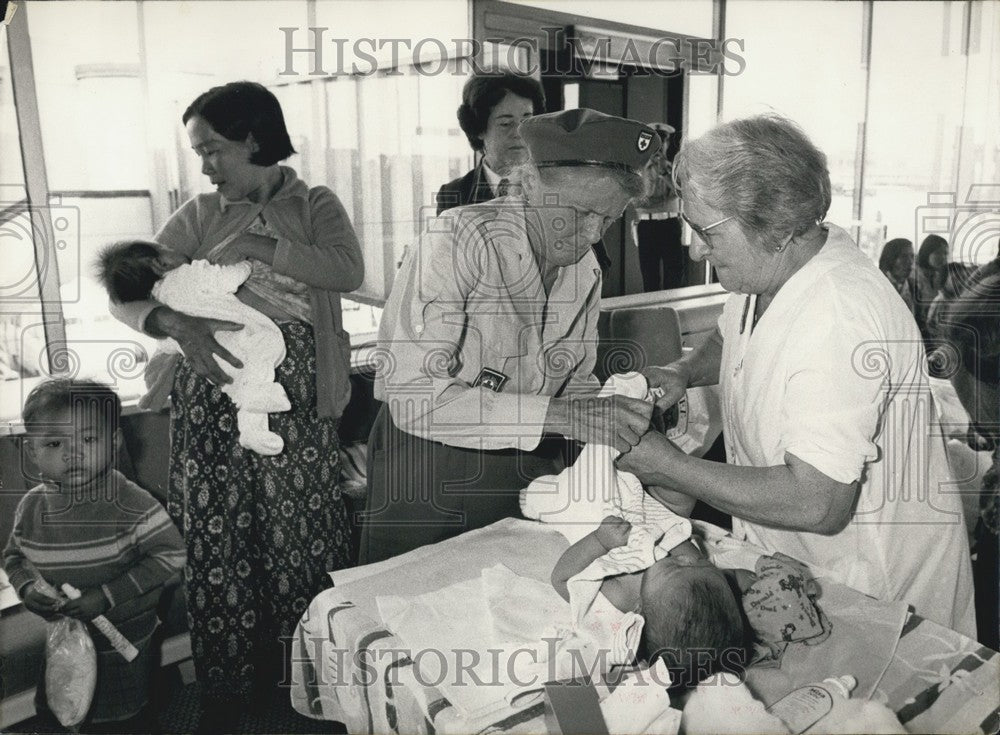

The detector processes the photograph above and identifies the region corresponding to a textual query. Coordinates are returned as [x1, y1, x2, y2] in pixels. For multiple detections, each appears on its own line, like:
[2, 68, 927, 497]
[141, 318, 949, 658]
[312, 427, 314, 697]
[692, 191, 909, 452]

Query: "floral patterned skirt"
[168, 321, 352, 697]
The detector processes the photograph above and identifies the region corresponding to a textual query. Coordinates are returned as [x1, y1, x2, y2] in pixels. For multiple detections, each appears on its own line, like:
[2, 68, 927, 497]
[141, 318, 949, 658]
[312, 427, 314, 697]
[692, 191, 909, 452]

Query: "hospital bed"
[288, 518, 999, 734]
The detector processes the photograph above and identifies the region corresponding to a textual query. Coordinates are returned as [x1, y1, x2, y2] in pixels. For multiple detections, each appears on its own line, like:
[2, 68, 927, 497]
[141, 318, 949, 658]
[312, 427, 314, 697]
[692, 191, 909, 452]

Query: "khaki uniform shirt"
[376, 198, 603, 451]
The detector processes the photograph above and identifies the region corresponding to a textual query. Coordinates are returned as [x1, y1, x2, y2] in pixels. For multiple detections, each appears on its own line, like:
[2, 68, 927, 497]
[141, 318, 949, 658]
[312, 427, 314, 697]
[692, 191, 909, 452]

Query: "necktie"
[497, 178, 510, 197]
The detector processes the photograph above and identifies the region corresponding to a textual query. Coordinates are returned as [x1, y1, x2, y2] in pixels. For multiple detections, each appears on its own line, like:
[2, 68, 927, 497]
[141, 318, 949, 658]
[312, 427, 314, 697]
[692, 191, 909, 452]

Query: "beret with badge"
[518, 108, 662, 175]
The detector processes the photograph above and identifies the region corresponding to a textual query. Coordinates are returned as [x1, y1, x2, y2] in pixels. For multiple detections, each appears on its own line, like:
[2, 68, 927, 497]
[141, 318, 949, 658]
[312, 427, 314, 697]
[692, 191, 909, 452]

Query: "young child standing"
[3, 379, 186, 733]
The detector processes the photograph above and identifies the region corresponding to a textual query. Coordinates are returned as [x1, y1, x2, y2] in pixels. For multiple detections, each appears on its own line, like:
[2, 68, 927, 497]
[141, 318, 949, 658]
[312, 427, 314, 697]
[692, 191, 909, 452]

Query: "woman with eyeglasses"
[618, 114, 976, 638]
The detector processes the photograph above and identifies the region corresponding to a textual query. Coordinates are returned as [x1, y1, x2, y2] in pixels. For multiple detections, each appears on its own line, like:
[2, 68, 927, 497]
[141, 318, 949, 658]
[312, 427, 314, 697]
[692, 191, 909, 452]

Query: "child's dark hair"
[96, 240, 162, 303]
[22, 378, 122, 434]
[641, 575, 749, 693]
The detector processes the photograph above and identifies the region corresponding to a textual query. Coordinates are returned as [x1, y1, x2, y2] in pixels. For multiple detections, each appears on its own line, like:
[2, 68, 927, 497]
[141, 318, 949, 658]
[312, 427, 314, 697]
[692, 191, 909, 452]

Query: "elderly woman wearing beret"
[362, 109, 659, 563]
[619, 114, 975, 636]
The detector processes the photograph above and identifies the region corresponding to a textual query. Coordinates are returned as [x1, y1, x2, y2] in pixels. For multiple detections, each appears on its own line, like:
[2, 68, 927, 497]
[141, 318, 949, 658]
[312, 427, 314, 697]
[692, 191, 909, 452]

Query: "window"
[723, 0, 867, 247]
[19, 2, 158, 415]
[1, 24, 46, 421]
[864, 2, 971, 264]
[506, 0, 714, 39]
[912, 1, 1000, 268]
[2, 0, 472, 421]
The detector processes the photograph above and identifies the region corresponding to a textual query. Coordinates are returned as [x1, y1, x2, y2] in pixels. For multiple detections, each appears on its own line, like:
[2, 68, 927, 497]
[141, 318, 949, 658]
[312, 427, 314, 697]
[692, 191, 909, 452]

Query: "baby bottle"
[765, 675, 857, 734]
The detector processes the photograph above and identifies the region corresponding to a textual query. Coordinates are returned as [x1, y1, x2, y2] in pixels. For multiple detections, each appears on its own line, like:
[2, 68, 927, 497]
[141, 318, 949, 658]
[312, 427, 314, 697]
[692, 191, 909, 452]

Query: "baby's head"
[639, 549, 747, 692]
[21, 378, 122, 488]
[96, 240, 189, 303]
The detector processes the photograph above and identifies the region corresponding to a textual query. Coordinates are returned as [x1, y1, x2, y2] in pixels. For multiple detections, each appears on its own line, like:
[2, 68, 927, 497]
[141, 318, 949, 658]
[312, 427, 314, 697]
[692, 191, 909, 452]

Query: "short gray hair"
[673, 115, 831, 247]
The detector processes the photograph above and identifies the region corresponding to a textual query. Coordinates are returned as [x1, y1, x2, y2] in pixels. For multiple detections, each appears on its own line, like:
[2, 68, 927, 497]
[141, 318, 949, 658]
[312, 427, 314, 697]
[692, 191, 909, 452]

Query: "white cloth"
[482, 564, 644, 679]
[375, 563, 649, 727]
[376, 576, 515, 722]
[717, 223, 975, 637]
[152, 260, 290, 455]
[682, 672, 790, 735]
[521, 372, 692, 622]
[599, 660, 682, 735]
[929, 377, 995, 542]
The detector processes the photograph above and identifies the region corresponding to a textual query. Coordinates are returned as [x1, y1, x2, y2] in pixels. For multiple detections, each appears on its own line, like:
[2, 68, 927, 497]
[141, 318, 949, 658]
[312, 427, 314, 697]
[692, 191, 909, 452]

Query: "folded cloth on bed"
[376, 576, 527, 723]
[483, 564, 644, 677]
[521, 372, 693, 622]
[600, 660, 682, 735]
[376, 563, 649, 728]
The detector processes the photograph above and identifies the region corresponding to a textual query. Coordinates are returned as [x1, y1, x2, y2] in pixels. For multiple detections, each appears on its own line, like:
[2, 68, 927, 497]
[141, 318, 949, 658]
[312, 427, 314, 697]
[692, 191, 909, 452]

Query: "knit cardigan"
[110, 167, 364, 419]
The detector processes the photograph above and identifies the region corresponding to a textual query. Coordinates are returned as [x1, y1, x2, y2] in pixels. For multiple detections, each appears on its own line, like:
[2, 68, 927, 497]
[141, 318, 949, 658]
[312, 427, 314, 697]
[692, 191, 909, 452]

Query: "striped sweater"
[3, 470, 186, 624]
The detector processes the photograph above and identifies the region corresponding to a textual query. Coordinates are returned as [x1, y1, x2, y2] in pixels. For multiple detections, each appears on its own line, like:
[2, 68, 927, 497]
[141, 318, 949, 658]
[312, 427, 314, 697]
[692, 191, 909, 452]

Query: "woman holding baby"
[620, 114, 975, 639]
[110, 81, 362, 730]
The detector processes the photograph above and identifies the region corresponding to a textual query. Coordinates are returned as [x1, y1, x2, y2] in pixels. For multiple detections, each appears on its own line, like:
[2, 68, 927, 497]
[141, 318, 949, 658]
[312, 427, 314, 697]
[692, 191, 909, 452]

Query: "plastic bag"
[45, 615, 97, 727]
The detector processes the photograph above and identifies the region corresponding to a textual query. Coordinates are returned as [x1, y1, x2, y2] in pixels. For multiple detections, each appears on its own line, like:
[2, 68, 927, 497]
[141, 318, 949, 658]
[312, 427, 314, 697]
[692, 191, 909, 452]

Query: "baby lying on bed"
[551, 514, 747, 690]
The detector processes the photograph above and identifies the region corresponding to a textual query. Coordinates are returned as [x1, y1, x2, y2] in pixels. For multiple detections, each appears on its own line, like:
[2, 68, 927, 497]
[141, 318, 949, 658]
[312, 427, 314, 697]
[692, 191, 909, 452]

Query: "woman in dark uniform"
[436, 72, 545, 214]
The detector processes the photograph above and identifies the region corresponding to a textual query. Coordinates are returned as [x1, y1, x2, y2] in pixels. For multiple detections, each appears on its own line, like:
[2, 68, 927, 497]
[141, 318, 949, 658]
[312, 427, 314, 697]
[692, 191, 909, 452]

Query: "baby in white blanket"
[97, 240, 289, 455]
[551, 516, 746, 690]
[523, 372, 747, 690]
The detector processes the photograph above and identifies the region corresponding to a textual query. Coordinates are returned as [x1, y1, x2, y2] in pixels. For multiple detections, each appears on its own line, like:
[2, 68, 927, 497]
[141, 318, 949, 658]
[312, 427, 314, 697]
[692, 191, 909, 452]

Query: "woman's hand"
[22, 584, 63, 620]
[548, 395, 653, 453]
[146, 307, 244, 385]
[616, 429, 676, 483]
[595, 515, 632, 550]
[642, 362, 691, 411]
[60, 588, 110, 621]
[213, 232, 277, 265]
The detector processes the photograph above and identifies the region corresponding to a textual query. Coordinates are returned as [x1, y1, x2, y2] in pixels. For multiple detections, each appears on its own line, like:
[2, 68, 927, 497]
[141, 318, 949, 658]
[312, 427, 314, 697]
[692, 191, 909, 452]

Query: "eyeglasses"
[681, 213, 734, 246]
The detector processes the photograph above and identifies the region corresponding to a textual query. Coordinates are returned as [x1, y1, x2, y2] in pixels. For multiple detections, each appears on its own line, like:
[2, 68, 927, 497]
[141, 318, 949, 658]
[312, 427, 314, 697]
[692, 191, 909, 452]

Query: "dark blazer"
[435, 160, 495, 215]
[435, 159, 612, 274]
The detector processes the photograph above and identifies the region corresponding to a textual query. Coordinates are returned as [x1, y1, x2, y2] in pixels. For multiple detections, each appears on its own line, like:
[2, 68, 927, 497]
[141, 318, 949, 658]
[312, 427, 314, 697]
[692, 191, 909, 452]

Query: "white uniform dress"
[152, 260, 290, 455]
[717, 223, 975, 637]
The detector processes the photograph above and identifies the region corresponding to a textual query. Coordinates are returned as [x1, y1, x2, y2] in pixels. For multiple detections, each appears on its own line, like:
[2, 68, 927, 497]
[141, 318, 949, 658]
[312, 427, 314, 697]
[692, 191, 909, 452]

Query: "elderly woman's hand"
[642, 362, 690, 411]
[146, 307, 244, 385]
[547, 395, 653, 453]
